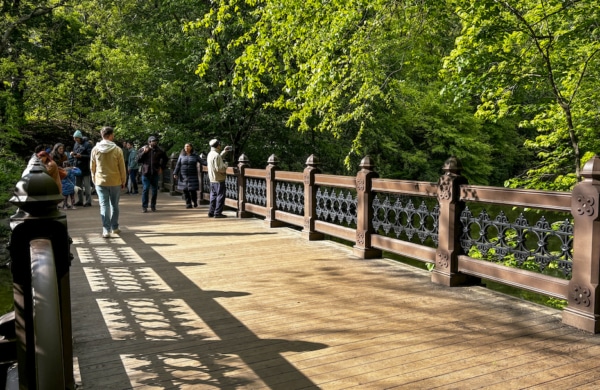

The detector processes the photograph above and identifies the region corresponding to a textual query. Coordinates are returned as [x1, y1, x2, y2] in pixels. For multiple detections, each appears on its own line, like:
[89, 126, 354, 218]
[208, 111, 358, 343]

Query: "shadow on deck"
[69, 192, 600, 389]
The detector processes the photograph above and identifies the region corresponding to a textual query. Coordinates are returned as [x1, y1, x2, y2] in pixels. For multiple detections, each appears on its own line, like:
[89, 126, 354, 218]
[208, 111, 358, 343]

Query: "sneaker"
[84, 203, 92, 207]
[193, 202, 198, 208]
[151, 207, 156, 212]
[214, 214, 227, 218]
[71, 206, 77, 210]
[102, 232, 111, 238]
[112, 228, 121, 235]
[142, 208, 148, 213]
[208, 213, 214, 218]
[186, 205, 192, 209]
[74, 202, 83, 207]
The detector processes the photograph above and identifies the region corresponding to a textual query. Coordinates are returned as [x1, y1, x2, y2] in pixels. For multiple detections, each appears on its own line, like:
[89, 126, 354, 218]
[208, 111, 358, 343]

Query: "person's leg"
[96, 185, 111, 236]
[129, 169, 139, 193]
[191, 190, 198, 207]
[63, 196, 68, 209]
[183, 189, 192, 208]
[83, 175, 92, 206]
[108, 185, 121, 232]
[141, 175, 150, 210]
[75, 176, 84, 205]
[150, 174, 159, 210]
[70, 194, 76, 209]
[209, 182, 217, 216]
[215, 181, 226, 216]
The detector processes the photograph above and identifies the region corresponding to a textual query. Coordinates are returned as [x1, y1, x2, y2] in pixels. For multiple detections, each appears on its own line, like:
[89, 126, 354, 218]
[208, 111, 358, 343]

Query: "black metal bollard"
[8, 161, 75, 389]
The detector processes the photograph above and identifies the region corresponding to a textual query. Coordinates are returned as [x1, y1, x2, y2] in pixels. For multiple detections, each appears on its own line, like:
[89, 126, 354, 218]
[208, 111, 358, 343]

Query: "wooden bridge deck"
[69, 192, 600, 389]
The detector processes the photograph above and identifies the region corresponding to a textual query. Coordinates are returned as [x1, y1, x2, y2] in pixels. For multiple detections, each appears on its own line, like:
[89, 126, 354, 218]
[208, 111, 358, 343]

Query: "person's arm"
[173, 156, 182, 177]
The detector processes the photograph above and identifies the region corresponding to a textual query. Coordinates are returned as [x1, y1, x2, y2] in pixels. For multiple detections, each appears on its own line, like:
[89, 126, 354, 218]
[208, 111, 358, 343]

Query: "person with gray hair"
[207, 138, 232, 218]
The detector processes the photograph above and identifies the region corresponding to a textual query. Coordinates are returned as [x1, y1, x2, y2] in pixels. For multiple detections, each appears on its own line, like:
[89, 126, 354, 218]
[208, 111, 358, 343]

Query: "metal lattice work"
[372, 193, 439, 246]
[275, 181, 304, 215]
[460, 206, 573, 278]
[225, 175, 238, 201]
[246, 178, 266, 206]
[316, 187, 357, 227]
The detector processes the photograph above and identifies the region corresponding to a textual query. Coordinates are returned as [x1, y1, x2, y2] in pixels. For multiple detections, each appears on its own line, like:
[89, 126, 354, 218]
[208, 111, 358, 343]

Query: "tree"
[443, 0, 600, 190]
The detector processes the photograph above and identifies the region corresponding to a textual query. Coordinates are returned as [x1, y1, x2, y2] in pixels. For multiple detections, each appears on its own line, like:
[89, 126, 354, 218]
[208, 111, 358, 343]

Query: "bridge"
[7, 154, 600, 388]
[66, 193, 600, 389]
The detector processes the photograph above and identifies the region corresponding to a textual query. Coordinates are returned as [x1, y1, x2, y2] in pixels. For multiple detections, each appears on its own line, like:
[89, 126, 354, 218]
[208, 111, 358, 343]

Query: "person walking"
[136, 135, 167, 213]
[71, 130, 93, 207]
[173, 143, 206, 209]
[127, 141, 139, 195]
[91, 126, 127, 238]
[207, 139, 232, 218]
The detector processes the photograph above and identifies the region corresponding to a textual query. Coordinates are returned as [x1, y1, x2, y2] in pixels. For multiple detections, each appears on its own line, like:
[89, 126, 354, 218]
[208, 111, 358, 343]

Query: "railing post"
[302, 155, 324, 241]
[353, 156, 382, 259]
[431, 156, 476, 286]
[265, 154, 285, 227]
[8, 161, 75, 389]
[168, 152, 179, 195]
[199, 153, 209, 204]
[236, 154, 252, 218]
[563, 155, 600, 333]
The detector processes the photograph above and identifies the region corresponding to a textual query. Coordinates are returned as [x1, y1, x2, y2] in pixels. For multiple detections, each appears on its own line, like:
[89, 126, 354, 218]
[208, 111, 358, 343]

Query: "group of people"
[34, 128, 233, 238]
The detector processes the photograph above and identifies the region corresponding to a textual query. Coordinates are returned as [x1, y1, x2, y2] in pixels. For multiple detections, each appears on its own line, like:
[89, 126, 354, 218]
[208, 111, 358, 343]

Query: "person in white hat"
[207, 139, 232, 218]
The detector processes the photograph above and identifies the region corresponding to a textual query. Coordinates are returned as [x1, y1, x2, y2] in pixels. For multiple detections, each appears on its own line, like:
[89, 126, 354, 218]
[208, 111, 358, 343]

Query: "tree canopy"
[1, 0, 599, 188]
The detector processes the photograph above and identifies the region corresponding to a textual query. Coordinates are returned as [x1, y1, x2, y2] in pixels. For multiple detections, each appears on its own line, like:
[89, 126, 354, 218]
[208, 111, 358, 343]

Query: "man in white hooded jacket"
[91, 126, 127, 238]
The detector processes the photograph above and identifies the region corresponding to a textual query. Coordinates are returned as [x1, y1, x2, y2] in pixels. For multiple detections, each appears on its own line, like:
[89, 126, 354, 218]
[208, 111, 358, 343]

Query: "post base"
[265, 219, 286, 228]
[302, 230, 324, 241]
[353, 246, 382, 259]
[562, 307, 600, 334]
[431, 270, 480, 287]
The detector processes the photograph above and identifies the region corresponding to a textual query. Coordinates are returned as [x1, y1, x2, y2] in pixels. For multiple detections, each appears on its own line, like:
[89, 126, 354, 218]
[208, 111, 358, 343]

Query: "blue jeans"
[128, 168, 139, 193]
[96, 185, 121, 233]
[142, 174, 159, 209]
[209, 182, 226, 216]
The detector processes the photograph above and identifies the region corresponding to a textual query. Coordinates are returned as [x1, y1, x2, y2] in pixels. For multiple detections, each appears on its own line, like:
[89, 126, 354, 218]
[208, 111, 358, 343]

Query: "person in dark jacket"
[71, 130, 93, 207]
[136, 135, 167, 212]
[173, 143, 206, 209]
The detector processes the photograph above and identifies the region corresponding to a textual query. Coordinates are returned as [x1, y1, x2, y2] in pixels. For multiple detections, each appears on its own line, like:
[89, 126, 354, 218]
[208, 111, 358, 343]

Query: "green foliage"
[0, 148, 25, 216]
[444, 0, 600, 190]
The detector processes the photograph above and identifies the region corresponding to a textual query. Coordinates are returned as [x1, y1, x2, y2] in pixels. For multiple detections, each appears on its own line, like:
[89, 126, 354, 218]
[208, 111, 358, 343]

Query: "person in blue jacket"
[61, 162, 82, 209]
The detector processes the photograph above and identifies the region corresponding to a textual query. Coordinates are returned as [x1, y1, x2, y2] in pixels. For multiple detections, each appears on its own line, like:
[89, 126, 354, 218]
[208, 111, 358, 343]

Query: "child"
[61, 162, 82, 209]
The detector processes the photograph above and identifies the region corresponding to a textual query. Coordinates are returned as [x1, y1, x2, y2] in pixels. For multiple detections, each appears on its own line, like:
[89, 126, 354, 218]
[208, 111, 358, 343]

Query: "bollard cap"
[10, 162, 63, 215]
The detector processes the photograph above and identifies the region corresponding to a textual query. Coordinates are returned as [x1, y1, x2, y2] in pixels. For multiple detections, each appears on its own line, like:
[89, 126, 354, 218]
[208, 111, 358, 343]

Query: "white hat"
[209, 139, 220, 147]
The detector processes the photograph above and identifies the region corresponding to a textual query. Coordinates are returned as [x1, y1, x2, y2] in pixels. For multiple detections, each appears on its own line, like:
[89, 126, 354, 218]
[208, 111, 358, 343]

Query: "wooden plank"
[66, 192, 600, 389]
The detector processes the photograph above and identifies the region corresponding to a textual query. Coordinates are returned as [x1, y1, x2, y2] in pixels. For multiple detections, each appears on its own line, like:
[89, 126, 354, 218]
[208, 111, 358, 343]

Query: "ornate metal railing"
[275, 181, 304, 215]
[197, 154, 600, 334]
[460, 206, 573, 278]
[315, 186, 357, 228]
[372, 193, 439, 246]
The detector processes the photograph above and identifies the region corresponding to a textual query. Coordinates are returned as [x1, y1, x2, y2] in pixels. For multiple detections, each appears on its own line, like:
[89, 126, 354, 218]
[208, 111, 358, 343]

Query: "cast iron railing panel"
[372, 193, 439, 246]
[246, 178, 266, 206]
[460, 206, 573, 278]
[316, 187, 357, 227]
[275, 181, 304, 215]
[226, 175, 238, 201]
